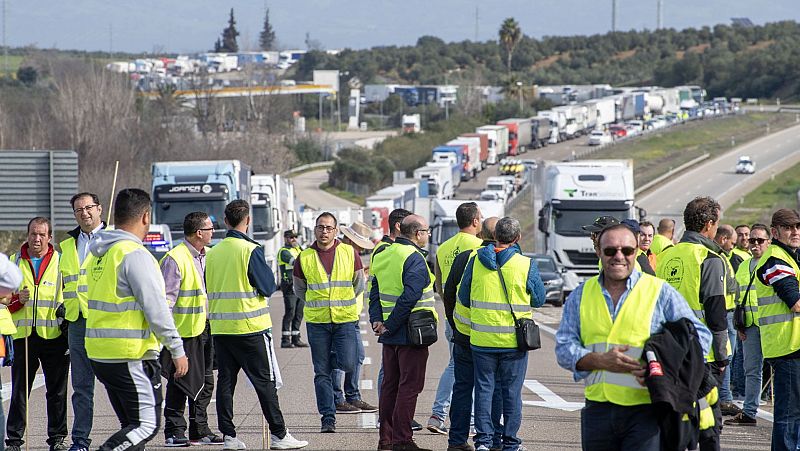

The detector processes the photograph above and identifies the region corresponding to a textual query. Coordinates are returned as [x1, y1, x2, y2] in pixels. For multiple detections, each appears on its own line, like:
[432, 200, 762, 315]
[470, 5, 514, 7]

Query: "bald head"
[479, 217, 499, 241]
[714, 224, 736, 252]
[657, 218, 675, 239]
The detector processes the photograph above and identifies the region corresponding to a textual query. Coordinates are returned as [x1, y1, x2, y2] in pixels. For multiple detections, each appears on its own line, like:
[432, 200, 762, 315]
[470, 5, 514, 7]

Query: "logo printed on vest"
[91, 257, 105, 282]
[663, 258, 684, 287]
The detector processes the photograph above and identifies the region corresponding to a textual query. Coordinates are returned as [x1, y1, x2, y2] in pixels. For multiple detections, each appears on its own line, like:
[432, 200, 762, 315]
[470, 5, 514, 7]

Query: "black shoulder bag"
[733, 269, 757, 332]
[496, 265, 541, 351]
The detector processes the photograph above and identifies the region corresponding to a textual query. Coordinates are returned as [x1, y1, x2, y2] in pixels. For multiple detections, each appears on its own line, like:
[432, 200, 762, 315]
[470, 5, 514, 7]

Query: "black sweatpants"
[214, 332, 287, 439]
[92, 359, 163, 451]
[281, 283, 304, 338]
[164, 324, 215, 439]
[6, 333, 69, 447]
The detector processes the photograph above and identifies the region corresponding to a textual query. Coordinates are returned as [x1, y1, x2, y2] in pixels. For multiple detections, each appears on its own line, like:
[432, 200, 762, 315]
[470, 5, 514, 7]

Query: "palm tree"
[499, 18, 522, 74]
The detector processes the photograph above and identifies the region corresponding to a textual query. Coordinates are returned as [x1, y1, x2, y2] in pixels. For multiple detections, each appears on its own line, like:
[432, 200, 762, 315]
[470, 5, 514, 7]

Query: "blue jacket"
[369, 237, 431, 346]
[459, 243, 545, 353]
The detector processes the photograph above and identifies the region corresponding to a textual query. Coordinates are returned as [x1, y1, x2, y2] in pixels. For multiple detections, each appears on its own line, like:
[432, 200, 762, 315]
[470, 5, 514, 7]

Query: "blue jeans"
[450, 343, 501, 448]
[770, 357, 800, 451]
[431, 323, 455, 421]
[742, 326, 763, 419]
[719, 311, 737, 402]
[581, 401, 661, 451]
[68, 315, 95, 447]
[333, 322, 365, 404]
[732, 336, 746, 397]
[473, 350, 527, 451]
[307, 321, 358, 421]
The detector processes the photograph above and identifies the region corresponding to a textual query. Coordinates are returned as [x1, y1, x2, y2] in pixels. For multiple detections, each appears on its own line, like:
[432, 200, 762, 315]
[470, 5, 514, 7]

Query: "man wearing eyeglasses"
[751, 209, 800, 451]
[58, 192, 105, 451]
[159, 212, 223, 447]
[293, 212, 365, 434]
[656, 196, 733, 450]
[556, 223, 710, 451]
[724, 223, 770, 427]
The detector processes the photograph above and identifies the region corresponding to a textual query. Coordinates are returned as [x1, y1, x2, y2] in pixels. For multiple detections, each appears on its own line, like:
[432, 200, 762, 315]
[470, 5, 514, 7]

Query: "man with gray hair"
[458, 217, 545, 451]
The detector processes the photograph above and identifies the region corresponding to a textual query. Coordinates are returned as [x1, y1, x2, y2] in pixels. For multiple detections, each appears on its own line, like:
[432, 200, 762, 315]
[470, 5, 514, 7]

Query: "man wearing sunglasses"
[725, 224, 770, 427]
[656, 196, 734, 450]
[556, 223, 710, 450]
[752, 209, 800, 451]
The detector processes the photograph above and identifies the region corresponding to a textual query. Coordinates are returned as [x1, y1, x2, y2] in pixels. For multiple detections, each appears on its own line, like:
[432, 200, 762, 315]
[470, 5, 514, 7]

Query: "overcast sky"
[7, 0, 800, 54]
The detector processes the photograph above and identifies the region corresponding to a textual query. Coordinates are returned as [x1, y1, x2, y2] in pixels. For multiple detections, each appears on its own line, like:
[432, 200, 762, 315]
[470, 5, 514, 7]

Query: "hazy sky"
[7, 0, 800, 54]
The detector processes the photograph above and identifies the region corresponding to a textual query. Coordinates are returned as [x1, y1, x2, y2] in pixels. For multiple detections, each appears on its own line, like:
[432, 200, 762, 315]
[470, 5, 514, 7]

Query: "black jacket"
[443, 240, 493, 347]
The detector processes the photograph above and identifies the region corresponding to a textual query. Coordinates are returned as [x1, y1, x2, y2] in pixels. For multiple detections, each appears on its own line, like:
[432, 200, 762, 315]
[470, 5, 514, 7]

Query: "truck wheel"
[551, 292, 565, 307]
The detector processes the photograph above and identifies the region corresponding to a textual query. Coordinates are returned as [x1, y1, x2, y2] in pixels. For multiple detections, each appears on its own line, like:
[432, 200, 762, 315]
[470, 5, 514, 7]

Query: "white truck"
[413, 163, 455, 200]
[402, 114, 421, 133]
[447, 137, 481, 179]
[475, 125, 509, 165]
[539, 110, 567, 143]
[251, 174, 298, 274]
[537, 160, 635, 293]
[486, 176, 514, 199]
[429, 199, 506, 260]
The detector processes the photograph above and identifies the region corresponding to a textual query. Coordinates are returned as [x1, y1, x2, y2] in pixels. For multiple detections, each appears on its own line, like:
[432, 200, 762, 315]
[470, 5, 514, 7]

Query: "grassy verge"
[513, 197, 538, 253]
[319, 182, 365, 205]
[587, 112, 799, 187]
[723, 161, 800, 226]
[0, 56, 25, 77]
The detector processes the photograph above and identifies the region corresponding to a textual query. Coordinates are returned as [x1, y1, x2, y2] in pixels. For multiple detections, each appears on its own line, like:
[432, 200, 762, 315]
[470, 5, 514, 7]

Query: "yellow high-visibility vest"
[754, 245, 800, 359]
[735, 257, 759, 328]
[160, 242, 207, 338]
[10, 251, 63, 340]
[59, 236, 88, 321]
[299, 244, 359, 324]
[437, 232, 482, 285]
[372, 243, 437, 322]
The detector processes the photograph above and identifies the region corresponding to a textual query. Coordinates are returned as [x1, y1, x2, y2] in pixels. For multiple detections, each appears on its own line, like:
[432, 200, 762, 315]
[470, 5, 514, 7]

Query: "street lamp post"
[516, 81, 523, 114]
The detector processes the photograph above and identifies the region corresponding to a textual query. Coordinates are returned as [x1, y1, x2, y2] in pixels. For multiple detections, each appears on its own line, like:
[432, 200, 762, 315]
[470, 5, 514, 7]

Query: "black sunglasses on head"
[602, 246, 637, 257]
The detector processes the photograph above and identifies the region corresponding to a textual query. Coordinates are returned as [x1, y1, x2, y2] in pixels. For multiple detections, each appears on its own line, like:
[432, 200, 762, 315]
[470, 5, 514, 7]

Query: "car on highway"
[525, 253, 565, 307]
[588, 130, 612, 146]
[479, 189, 507, 202]
[608, 124, 627, 138]
[736, 155, 756, 174]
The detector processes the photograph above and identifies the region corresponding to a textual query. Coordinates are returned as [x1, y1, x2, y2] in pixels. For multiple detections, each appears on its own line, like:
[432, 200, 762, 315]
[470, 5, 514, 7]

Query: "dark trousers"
[307, 321, 358, 420]
[214, 333, 287, 439]
[580, 401, 661, 451]
[699, 365, 724, 451]
[770, 357, 800, 451]
[379, 344, 429, 447]
[92, 360, 163, 451]
[164, 325, 215, 439]
[6, 333, 69, 447]
[449, 342, 503, 448]
[281, 284, 304, 338]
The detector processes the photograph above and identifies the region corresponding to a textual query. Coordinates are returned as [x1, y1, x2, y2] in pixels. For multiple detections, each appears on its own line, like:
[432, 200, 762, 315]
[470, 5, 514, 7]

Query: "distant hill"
[295, 21, 800, 100]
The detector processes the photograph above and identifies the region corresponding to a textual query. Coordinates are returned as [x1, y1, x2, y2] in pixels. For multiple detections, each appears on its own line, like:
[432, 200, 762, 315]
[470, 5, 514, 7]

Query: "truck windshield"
[155, 201, 226, 231]
[252, 203, 275, 233]
[427, 181, 439, 196]
[554, 209, 627, 237]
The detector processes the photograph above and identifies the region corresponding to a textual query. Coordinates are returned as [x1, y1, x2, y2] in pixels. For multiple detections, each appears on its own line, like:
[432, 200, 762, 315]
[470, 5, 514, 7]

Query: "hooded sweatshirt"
[89, 229, 184, 362]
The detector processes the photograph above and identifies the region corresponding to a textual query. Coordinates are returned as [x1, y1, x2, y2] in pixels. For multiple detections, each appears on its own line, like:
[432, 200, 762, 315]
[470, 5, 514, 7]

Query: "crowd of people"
[0, 189, 798, 451]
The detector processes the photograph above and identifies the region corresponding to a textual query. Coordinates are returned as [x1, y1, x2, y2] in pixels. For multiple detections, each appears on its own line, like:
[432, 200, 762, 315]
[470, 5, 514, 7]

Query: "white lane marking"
[362, 340, 369, 347]
[359, 412, 377, 428]
[538, 323, 558, 336]
[2, 374, 45, 403]
[363, 357, 372, 365]
[359, 380, 373, 390]
[523, 379, 584, 412]
[733, 400, 774, 423]
[360, 329, 367, 335]
[359, 321, 368, 326]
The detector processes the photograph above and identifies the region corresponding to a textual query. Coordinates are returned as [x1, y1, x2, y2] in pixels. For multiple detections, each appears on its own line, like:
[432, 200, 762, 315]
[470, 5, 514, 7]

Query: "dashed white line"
[2, 374, 45, 403]
[362, 340, 369, 347]
[360, 329, 367, 335]
[359, 412, 377, 428]
[359, 380, 373, 390]
[363, 357, 372, 365]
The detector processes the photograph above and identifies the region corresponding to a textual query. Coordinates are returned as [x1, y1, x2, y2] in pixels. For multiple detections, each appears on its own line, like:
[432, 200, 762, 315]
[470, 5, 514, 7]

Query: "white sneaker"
[270, 432, 308, 450]
[223, 435, 246, 450]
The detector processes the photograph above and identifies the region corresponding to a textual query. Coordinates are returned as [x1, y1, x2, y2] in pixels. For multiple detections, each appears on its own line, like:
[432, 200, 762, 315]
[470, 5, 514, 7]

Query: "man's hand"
[18, 287, 29, 304]
[173, 356, 189, 378]
[599, 345, 644, 373]
[792, 299, 800, 313]
[737, 330, 747, 341]
[372, 321, 387, 336]
[632, 368, 647, 386]
[0, 296, 10, 306]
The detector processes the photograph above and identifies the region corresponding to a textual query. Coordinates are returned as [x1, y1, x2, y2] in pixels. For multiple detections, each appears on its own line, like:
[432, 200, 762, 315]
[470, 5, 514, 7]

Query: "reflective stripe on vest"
[161, 243, 207, 338]
[469, 252, 532, 349]
[10, 251, 63, 340]
[754, 245, 800, 359]
[735, 257, 759, 327]
[59, 236, 87, 321]
[278, 246, 301, 283]
[84, 241, 160, 360]
[206, 237, 272, 335]
[453, 248, 480, 336]
[299, 243, 358, 324]
[372, 242, 438, 323]
[580, 274, 662, 406]
[656, 242, 731, 362]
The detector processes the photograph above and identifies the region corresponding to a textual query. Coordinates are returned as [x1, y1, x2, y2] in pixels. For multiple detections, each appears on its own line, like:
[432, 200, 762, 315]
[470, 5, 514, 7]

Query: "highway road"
[291, 168, 358, 210]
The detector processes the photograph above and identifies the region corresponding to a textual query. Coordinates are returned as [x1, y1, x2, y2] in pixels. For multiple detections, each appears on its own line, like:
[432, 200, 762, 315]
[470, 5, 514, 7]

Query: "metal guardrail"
[283, 160, 335, 176]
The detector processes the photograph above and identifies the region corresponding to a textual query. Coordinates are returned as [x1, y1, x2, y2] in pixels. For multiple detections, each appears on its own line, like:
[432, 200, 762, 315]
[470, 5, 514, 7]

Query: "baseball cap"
[621, 219, 641, 234]
[582, 216, 620, 233]
[771, 209, 800, 228]
[284, 230, 298, 238]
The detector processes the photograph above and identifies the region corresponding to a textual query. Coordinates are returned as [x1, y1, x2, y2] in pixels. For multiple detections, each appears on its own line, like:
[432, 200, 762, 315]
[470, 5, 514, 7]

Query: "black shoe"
[165, 436, 191, 447]
[321, 418, 336, 433]
[6, 445, 21, 451]
[292, 337, 309, 347]
[720, 402, 742, 416]
[393, 441, 431, 451]
[50, 438, 70, 451]
[447, 444, 475, 451]
[190, 433, 225, 445]
[411, 420, 423, 431]
[281, 338, 294, 348]
[724, 412, 757, 426]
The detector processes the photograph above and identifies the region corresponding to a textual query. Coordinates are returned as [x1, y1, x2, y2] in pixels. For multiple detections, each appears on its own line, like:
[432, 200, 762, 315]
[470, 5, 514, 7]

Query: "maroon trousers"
[379, 344, 429, 447]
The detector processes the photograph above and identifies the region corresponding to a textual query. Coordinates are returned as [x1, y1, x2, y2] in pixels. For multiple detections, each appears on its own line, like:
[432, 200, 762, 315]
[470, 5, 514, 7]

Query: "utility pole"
[657, 0, 663, 29]
[611, 0, 617, 32]
[474, 5, 479, 41]
[2, 0, 7, 76]
[108, 23, 113, 59]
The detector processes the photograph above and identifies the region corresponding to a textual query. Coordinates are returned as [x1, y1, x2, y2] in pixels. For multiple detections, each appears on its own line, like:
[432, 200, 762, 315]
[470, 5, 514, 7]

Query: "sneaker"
[426, 416, 447, 435]
[336, 402, 362, 414]
[321, 418, 336, 433]
[191, 434, 225, 445]
[165, 436, 191, 447]
[411, 419, 423, 431]
[393, 441, 432, 451]
[68, 445, 89, 451]
[447, 444, 475, 451]
[270, 432, 308, 450]
[222, 435, 246, 450]
[469, 425, 476, 437]
[724, 412, 757, 426]
[50, 439, 70, 451]
[350, 399, 378, 413]
[291, 337, 309, 348]
[720, 401, 743, 416]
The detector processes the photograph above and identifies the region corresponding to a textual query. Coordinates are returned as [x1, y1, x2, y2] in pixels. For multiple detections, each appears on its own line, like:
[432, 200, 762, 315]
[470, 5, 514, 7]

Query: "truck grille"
[564, 250, 599, 266]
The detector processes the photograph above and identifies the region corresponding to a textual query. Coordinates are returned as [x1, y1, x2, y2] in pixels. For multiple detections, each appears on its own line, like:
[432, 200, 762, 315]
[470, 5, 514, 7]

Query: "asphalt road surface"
[6, 292, 775, 450]
[292, 169, 358, 211]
